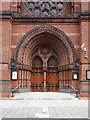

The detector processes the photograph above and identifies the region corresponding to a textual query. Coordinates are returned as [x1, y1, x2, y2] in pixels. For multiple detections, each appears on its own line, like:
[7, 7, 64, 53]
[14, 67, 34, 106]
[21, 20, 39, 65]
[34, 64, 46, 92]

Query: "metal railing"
[63, 84, 79, 98]
[11, 84, 29, 97]
[11, 84, 21, 97]
[11, 84, 79, 98]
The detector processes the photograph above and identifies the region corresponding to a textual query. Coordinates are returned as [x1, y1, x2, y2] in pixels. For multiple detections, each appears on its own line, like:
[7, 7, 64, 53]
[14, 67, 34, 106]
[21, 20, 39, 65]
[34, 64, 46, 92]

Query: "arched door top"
[48, 56, 58, 67]
[32, 56, 43, 67]
[14, 25, 76, 64]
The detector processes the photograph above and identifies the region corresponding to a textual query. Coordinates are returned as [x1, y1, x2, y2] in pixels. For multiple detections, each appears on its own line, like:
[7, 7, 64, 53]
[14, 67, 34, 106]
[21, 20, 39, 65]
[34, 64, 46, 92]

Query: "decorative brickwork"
[0, 1, 90, 98]
[14, 25, 76, 65]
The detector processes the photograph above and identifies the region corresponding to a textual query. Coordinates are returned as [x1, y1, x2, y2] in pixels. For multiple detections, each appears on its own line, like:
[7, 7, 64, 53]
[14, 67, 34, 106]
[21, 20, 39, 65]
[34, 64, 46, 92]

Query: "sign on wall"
[12, 71, 18, 80]
[86, 70, 90, 80]
[72, 72, 78, 80]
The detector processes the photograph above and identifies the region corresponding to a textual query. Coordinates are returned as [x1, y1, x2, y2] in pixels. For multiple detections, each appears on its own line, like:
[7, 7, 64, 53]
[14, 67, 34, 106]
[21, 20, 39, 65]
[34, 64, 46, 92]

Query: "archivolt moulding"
[14, 25, 76, 64]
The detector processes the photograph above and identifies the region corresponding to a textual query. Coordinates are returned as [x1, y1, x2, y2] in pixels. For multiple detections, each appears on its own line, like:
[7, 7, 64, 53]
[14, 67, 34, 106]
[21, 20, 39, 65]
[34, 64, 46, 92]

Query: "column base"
[58, 88, 61, 92]
[44, 88, 46, 92]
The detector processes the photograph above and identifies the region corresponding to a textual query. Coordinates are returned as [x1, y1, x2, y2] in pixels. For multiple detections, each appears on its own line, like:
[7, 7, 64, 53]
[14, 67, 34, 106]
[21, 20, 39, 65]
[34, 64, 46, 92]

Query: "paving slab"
[0, 92, 88, 119]
[0, 99, 88, 119]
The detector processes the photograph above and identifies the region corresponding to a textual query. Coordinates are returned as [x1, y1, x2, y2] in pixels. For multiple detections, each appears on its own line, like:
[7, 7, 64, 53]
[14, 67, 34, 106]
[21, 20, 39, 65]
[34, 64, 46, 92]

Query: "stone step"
[11, 92, 78, 100]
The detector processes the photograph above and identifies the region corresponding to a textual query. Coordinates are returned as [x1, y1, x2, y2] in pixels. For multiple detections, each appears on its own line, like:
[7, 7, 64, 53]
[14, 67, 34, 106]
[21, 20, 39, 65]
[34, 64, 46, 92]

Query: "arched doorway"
[31, 56, 44, 92]
[12, 25, 79, 93]
[31, 56, 59, 92]
[46, 57, 59, 92]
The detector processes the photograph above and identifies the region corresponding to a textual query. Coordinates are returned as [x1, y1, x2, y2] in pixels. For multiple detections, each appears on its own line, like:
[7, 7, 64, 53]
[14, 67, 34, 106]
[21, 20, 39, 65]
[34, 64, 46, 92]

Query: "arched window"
[48, 57, 57, 67]
[33, 57, 43, 67]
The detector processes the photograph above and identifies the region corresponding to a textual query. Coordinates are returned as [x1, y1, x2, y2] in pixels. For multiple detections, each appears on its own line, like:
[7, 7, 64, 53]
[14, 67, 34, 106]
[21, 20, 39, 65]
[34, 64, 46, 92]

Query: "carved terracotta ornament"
[15, 25, 76, 64]
[38, 46, 52, 58]
[23, 0, 68, 16]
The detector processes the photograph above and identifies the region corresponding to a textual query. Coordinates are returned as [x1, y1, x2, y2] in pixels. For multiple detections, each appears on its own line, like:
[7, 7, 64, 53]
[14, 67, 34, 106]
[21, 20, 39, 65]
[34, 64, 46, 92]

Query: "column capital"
[43, 66, 47, 71]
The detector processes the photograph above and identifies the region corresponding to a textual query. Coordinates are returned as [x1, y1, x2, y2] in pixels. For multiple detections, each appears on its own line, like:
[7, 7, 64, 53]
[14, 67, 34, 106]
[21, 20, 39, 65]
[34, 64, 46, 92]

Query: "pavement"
[0, 92, 89, 119]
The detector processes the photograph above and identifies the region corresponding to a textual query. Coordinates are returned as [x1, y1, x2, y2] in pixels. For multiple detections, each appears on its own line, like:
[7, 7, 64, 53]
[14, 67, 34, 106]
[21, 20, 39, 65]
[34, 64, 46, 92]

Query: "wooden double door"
[46, 68, 59, 92]
[31, 67, 59, 92]
[31, 67, 44, 92]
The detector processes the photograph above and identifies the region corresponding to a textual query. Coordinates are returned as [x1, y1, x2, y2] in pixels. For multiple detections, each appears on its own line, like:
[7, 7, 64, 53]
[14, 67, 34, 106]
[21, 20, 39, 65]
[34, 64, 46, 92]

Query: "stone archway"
[14, 25, 76, 66]
[13, 25, 77, 92]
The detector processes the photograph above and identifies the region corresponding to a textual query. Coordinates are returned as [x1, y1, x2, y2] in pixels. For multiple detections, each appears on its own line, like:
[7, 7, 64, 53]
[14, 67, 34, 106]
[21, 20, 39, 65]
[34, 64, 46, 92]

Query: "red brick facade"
[0, 1, 90, 98]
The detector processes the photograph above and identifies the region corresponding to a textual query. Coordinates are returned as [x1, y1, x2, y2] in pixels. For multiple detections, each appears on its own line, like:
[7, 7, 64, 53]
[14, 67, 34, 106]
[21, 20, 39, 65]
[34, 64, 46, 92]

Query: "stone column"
[29, 71, 31, 91]
[1, 13, 12, 97]
[22, 70, 23, 89]
[58, 71, 61, 92]
[44, 71, 46, 92]
[43, 58, 47, 92]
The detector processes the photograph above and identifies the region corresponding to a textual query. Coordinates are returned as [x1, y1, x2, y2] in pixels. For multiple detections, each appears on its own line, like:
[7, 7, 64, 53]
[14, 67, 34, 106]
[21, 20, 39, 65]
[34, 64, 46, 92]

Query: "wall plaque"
[12, 71, 18, 80]
[86, 70, 90, 80]
[72, 72, 78, 80]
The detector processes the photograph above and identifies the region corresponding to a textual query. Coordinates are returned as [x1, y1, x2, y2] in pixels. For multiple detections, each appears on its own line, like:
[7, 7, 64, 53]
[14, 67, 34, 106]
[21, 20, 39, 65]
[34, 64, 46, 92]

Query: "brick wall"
[0, 1, 89, 98]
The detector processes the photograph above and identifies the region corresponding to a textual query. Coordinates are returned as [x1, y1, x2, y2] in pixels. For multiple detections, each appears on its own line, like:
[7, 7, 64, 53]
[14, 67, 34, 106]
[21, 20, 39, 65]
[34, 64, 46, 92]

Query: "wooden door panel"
[46, 68, 59, 92]
[31, 68, 44, 92]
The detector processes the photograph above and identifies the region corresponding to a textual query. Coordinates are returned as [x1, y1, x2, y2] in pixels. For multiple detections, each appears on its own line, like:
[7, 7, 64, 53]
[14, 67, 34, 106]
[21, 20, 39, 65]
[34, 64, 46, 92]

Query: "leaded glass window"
[23, 0, 68, 16]
[33, 57, 43, 67]
[28, 2, 34, 9]
[48, 57, 57, 67]
[51, 9, 57, 15]
[34, 9, 40, 15]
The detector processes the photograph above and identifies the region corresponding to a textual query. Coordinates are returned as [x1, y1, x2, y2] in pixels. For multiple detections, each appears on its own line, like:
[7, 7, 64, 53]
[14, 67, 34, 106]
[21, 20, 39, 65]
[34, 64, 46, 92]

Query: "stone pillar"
[58, 71, 61, 92]
[43, 65, 47, 92]
[0, 11, 12, 98]
[44, 71, 46, 92]
[22, 71, 24, 89]
[29, 71, 31, 91]
[79, 2, 89, 97]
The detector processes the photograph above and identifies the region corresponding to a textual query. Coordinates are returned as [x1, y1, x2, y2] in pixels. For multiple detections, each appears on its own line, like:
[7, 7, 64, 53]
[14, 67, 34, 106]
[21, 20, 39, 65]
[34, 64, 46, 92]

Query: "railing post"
[11, 91, 14, 97]
[11, 84, 21, 97]
[76, 90, 79, 98]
